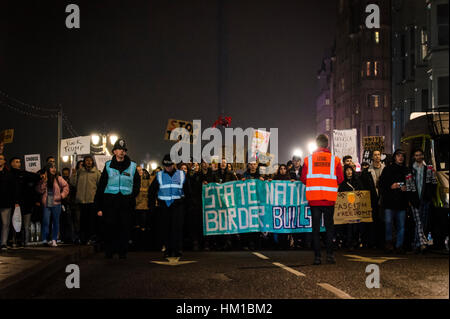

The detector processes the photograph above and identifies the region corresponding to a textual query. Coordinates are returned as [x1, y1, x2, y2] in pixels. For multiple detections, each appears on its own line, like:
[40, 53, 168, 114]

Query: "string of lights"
[0, 89, 60, 112]
[1, 90, 80, 138]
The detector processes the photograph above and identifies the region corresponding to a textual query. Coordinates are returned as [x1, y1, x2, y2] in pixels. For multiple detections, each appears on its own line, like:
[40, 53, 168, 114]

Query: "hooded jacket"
[70, 166, 101, 204]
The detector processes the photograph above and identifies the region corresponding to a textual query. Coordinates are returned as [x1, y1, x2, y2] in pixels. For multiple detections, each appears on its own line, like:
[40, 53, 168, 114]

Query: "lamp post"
[91, 133, 118, 155]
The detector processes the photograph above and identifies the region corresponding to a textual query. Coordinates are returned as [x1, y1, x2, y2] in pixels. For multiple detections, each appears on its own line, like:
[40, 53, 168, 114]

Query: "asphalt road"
[30, 249, 448, 299]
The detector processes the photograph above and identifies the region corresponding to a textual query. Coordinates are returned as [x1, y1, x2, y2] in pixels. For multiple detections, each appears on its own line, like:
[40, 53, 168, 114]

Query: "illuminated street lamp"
[91, 133, 119, 156]
[308, 141, 317, 154]
[109, 134, 118, 146]
[62, 156, 69, 163]
[293, 149, 303, 158]
[91, 134, 101, 145]
[151, 162, 158, 170]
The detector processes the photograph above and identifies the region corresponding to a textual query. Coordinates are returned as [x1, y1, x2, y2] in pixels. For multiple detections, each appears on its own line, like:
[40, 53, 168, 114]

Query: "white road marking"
[252, 252, 270, 260]
[317, 283, 354, 299]
[272, 262, 306, 277]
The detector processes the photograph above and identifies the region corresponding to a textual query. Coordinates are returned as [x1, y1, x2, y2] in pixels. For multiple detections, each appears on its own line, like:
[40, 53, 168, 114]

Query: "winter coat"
[37, 175, 70, 208]
[10, 168, 40, 213]
[70, 166, 101, 204]
[379, 163, 415, 210]
[94, 155, 140, 213]
[0, 168, 19, 208]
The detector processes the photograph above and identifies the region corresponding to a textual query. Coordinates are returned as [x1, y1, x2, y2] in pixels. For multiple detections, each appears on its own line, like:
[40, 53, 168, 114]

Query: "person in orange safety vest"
[301, 134, 344, 265]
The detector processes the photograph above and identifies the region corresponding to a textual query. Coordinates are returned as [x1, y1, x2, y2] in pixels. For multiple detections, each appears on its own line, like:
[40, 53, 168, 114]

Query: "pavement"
[0, 244, 95, 299]
[2, 247, 446, 299]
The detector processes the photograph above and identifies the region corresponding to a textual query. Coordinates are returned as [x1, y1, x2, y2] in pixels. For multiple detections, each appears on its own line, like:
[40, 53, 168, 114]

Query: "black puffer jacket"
[0, 168, 19, 208]
[379, 163, 413, 210]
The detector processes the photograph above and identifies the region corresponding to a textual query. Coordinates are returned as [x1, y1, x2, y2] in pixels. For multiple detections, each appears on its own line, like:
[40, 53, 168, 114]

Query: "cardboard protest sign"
[202, 180, 325, 235]
[333, 191, 373, 224]
[333, 129, 358, 163]
[0, 129, 14, 144]
[362, 136, 385, 164]
[94, 155, 112, 172]
[24, 154, 41, 173]
[164, 119, 200, 144]
[61, 136, 91, 156]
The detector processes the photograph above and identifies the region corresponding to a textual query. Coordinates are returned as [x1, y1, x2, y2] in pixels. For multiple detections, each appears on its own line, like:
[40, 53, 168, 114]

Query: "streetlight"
[62, 156, 69, 163]
[308, 141, 317, 154]
[293, 148, 303, 158]
[91, 133, 119, 156]
[109, 134, 118, 145]
[151, 162, 158, 170]
[91, 134, 101, 145]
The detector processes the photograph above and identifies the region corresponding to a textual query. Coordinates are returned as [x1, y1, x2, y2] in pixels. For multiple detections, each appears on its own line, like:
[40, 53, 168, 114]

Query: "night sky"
[0, 0, 336, 166]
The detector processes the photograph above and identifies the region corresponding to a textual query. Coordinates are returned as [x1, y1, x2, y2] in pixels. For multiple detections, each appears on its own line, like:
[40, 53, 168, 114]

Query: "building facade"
[333, 0, 392, 159]
[316, 47, 335, 139]
[391, 0, 449, 150]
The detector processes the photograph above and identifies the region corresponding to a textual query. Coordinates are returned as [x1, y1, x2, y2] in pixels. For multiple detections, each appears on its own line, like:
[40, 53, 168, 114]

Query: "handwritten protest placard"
[164, 119, 200, 144]
[333, 129, 358, 163]
[24, 154, 41, 173]
[333, 191, 373, 224]
[61, 136, 91, 156]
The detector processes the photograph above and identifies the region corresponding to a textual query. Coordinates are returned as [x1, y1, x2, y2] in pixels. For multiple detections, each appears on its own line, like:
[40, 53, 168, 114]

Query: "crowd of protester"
[0, 144, 446, 256]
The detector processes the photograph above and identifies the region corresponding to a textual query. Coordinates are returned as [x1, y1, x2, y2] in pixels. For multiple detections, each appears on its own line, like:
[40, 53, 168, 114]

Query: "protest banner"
[333, 191, 373, 225]
[94, 155, 112, 172]
[362, 136, 385, 164]
[0, 129, 14, 144]
[250, 129, 271, 160]
[202, 180, 325, 235]
[332, 129, 358, 163]
[24, 154, 41, 173]
[61, 136, 91, 156]
[164, 119, 200, 144]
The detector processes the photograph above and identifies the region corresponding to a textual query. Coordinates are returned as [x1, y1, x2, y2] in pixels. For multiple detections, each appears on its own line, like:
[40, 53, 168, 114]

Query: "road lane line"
[272, 262, 306, 277]
[252, 252, 270, 260]
[317, 283, 354, 299]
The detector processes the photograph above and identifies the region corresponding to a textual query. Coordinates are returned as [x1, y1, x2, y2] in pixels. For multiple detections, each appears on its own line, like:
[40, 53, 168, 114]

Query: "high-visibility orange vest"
[305, 152, 340, 202]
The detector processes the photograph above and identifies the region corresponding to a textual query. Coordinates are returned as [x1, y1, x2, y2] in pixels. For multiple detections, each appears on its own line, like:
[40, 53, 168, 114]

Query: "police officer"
[300, 134, 344, 265]
[94, 139, 140, 259]
[148, 154, 190, 259]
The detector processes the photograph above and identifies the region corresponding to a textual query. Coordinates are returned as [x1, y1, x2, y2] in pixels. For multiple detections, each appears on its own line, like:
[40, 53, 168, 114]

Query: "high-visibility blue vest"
[157, 169, 185, 207]
[104, 160, 137, 195]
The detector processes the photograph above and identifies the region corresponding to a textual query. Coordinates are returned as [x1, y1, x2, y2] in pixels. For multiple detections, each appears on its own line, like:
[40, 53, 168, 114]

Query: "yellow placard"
[164, 119, 199, 144]
[334, 191, 373, 224]
[0, 129, 14, 144]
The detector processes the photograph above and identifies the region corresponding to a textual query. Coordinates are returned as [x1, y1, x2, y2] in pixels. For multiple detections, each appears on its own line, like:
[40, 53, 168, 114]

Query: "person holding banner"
[95, 139, 140, 259]
[338, 165, 363, 251]
[148, 154, 191, 259]
[301, 134, 343, 265]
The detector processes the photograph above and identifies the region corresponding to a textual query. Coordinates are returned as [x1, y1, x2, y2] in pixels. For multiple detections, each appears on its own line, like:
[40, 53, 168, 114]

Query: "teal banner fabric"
[202, 180, 325, 235]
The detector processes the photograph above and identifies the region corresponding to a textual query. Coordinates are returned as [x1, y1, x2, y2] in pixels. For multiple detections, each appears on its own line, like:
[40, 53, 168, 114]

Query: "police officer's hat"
[162, 154, 174, 166]
[112, 139, 127, 152]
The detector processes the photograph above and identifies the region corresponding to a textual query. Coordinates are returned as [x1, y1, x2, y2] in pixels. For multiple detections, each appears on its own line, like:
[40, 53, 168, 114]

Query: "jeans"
[311, 206, 335, 258]
[1, 208, 12, 245]
[21, 213, 32, 244]
[42, 205, 62, 242]
[384, 209, 406, 249]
